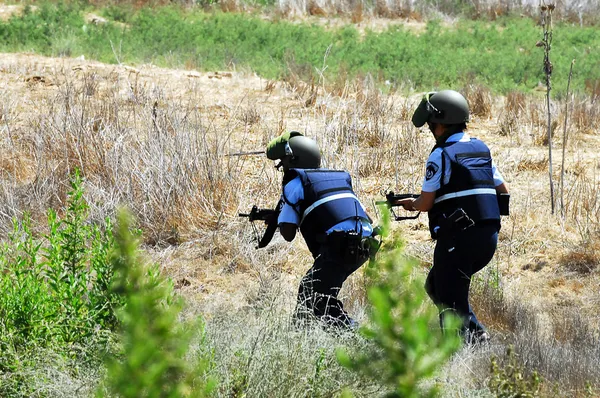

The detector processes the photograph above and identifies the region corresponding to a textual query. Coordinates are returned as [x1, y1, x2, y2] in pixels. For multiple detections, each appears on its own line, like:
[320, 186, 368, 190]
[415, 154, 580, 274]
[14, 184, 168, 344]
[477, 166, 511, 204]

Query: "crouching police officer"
[266, 132, 376, 331]
[395, 90, 509, 344]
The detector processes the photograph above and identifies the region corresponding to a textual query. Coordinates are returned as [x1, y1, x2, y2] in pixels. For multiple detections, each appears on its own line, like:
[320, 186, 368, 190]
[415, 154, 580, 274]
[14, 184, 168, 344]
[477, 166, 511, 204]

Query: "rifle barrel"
[226, 150, 265, 157]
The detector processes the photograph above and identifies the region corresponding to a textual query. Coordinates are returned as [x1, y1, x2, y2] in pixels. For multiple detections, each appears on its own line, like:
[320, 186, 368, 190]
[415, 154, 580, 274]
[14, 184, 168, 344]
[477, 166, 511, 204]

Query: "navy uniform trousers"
[425, 224, 498, 336]
[295, 242, 368, 329]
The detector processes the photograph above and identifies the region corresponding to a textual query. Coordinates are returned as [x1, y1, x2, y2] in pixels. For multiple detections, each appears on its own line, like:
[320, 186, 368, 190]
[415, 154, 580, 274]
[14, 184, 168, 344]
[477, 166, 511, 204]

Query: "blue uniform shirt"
[278, 176, 373, 237]
[422, 132, 505, 192]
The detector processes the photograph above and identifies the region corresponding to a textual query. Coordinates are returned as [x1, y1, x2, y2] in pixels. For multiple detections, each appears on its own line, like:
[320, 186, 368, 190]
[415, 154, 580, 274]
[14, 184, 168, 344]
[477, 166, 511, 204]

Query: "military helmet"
[266, 132, 321, 169]
[411, 90, 470, 128]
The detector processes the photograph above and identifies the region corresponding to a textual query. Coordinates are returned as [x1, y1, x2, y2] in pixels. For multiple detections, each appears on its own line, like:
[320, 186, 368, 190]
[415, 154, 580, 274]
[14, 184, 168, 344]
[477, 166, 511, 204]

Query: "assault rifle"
[239, 200, 283, 249]
[239, 205, 277, 222]
[375, 191, 421, 221]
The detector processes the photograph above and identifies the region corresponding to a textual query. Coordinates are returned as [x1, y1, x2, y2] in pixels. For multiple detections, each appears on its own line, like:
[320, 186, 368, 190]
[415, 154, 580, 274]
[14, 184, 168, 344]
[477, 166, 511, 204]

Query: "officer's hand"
[396, 198, 417, 211]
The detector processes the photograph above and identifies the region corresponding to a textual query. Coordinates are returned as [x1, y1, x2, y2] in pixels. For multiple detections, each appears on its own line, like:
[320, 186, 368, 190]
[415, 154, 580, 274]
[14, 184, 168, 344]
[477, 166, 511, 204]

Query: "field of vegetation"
[0, 1, 599, 397]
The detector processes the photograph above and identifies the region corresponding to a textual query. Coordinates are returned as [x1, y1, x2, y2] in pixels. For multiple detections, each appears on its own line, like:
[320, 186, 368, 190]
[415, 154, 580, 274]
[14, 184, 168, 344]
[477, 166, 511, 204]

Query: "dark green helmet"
[411, 90, 470, 128]
[266, 132, 321, 170]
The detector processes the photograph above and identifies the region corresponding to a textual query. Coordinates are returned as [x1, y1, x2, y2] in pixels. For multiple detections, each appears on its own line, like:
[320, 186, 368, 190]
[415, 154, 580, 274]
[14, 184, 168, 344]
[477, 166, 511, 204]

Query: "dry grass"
[497, 90, 525, 138]
[0, 58, 285, 244]
[470, 275, 600, 396]
[515, 156, 548, 172]
[496, 89, 580, 149]
[560, 247, 599, 274]
[0, 345, 104, 397]
[195, 298, 383, 397]
[462, 84, 493, 120]
[571, 95, 600, 136]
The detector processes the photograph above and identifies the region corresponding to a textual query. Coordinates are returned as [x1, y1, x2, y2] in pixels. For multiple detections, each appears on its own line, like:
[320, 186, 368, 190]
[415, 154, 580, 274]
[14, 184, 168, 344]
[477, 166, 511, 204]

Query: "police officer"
[396, 90, 509, 343]
[266, 132, 375, 330]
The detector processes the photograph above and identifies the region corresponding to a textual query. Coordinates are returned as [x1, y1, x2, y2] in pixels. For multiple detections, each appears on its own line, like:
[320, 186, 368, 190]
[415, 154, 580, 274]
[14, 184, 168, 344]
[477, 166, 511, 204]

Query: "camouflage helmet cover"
[266, 132, 321, 169]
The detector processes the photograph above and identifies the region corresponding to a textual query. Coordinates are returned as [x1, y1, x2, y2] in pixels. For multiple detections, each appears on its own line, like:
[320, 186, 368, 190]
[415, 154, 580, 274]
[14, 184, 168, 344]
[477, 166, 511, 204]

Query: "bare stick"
[540, 2, 556, 214]
[560, 59, 575, 217]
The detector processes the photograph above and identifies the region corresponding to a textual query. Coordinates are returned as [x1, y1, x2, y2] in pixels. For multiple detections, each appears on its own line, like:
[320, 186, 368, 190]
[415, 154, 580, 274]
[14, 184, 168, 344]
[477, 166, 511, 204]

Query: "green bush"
[0, 171, 120, 395]
[101, 5, 135, 23]
[97, 209, 217, 397]
[0, 171, 119, 352]
[336, 210, 461, 398]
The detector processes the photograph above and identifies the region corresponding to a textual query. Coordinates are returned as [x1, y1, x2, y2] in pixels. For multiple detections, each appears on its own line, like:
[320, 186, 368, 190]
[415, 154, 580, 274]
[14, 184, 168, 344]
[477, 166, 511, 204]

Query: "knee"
[424, 274, 437, 302]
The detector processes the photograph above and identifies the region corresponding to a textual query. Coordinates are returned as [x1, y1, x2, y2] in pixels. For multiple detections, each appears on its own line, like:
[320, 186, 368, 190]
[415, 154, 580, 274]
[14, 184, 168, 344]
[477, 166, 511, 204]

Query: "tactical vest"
[428, 138, 500, 238]
[286, 169, 368, 257]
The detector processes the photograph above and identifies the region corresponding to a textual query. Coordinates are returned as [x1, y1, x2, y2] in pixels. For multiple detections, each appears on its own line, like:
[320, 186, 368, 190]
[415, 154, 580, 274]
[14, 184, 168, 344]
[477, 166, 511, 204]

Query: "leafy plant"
[44, 170, 121, 343]
[98, 209, 217, 397]
[0, 171, 120, 393]
[0, 170, 119, 350]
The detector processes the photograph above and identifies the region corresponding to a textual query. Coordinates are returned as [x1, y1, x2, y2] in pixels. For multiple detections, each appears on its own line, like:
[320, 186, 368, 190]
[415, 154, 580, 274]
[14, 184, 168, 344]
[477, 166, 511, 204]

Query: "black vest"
[428, 138, 500, 238]
[286, 169, 368, 257]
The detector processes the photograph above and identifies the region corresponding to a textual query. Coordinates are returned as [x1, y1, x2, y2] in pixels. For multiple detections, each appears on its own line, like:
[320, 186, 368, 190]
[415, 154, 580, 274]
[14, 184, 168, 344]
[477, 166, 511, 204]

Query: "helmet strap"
[425, 94, 444, 120]
[436, 131, 453, 145]
[435, 124, 463, 146]
[276, 155, 295, 171]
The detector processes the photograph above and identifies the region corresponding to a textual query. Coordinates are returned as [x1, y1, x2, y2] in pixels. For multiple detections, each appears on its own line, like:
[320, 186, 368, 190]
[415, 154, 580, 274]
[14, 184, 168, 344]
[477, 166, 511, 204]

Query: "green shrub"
[336, 210, 461, 398]
[0, 171, 119, 351]
[101, 5, 135, 23]
[97, 209, 217, 397]
[0, 171, 120, 395]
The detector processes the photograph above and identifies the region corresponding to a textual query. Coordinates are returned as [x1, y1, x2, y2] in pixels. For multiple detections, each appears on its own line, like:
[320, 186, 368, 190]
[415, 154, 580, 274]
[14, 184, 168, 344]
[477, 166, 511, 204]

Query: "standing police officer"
[266, 132, 375, 330]
[396, 90, 509, 343]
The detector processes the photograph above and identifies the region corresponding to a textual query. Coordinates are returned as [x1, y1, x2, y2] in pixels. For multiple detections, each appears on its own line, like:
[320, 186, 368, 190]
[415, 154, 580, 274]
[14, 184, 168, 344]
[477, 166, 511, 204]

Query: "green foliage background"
[0, 2, 598, 95]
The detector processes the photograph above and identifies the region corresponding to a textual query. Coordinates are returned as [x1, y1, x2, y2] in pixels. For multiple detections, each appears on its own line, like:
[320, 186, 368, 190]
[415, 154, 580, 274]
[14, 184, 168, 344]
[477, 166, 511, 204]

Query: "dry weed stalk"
[559, 59, 575, 216]
[539, 2, 556, 213]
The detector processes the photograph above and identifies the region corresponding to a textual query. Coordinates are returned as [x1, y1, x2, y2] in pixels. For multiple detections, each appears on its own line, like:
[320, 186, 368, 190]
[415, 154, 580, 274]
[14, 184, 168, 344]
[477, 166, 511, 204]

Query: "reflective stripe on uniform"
[300, 192, 360, 225]
[434, 188, 497, 204]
